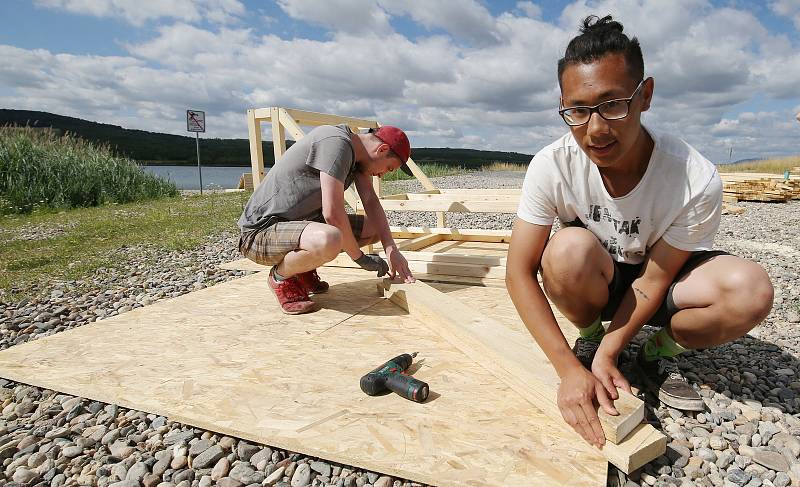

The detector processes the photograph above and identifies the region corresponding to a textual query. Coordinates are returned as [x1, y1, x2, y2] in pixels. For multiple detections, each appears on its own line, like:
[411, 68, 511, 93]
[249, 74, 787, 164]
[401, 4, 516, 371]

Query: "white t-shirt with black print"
[517, 127, 722, 265]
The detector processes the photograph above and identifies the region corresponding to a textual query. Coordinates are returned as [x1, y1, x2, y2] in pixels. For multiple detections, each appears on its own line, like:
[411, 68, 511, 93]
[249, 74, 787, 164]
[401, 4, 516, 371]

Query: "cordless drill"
[360, 352, 429, 403]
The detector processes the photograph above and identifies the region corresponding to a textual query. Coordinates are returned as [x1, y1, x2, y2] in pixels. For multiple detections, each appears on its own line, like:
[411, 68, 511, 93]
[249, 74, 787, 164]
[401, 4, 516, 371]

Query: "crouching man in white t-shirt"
[506, 15, 774, 448]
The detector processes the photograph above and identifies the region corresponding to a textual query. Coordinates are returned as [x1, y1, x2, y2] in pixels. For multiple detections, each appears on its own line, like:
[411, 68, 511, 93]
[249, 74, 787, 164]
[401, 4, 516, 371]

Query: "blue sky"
[1, 0, 799, 162]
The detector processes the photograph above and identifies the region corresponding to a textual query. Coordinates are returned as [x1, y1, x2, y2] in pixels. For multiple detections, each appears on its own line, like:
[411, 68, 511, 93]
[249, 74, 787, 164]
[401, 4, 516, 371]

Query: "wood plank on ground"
[0, 268, 608, 487]
[379, 279, 666, 473]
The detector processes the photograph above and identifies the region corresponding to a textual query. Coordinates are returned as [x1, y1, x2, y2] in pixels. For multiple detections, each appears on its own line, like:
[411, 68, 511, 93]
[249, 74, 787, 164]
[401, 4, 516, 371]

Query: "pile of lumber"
[721, 172, 800, 202]
[238, 172, 254, 191]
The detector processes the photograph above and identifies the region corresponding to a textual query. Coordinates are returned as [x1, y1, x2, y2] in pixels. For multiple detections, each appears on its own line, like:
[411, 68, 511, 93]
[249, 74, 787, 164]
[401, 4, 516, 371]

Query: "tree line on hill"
[0, 109, 533, 167]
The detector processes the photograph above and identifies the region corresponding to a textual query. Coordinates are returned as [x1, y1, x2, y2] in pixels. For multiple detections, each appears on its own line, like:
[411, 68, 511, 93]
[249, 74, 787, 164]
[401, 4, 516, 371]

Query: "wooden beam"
[246, 109, 265, 187]
[394, 233, 445, 252]
[278, 108, 306, 140]
[271, 107, 287, 162]
[379, 279, 665, 473]
[283, 108, 379, 129]
[389, 226, 512, 243]
[379, 199, 519, 213]
[439, 188, 522, 195]
[403, 157, 436, 191]
[404, 193, 520, 202]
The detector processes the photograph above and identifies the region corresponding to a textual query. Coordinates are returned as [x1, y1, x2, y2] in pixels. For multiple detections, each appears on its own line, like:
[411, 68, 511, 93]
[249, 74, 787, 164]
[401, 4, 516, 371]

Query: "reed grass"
[717, 155, 800, 174]
[0, 127, 178, 215]
[480, 161, 528, 172]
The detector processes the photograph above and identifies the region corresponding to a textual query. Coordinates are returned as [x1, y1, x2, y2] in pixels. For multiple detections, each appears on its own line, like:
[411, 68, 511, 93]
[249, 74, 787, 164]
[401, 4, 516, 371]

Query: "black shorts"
[602, 250, 731, 324]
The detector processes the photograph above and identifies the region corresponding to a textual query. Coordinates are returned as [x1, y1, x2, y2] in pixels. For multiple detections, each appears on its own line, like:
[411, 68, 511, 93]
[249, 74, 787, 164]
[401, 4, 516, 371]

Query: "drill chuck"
[360, 353, 429, 403]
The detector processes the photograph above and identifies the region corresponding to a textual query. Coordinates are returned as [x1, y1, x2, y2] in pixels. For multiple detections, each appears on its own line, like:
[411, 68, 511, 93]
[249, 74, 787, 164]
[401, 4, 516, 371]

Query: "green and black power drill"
[360, 352, 429, 403]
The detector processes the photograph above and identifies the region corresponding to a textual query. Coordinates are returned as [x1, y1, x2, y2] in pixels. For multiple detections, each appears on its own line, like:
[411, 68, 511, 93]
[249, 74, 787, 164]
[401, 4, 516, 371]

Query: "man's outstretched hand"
[354, 253, 389, 277]
[557, 364, 621, 448]
[386, 248, 415, 283]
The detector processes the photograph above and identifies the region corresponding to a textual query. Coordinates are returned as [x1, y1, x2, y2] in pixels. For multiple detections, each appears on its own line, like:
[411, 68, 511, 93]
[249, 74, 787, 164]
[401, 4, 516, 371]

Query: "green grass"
[0, 127, 178, 215]
[381, 163, 467, 181]
[0, 192, 249, 297]
[717, 155, 800, 174]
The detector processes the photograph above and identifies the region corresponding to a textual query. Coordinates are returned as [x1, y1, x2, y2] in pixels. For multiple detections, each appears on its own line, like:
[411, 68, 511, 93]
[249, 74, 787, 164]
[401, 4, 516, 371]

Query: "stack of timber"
[721, 172, 800, 202]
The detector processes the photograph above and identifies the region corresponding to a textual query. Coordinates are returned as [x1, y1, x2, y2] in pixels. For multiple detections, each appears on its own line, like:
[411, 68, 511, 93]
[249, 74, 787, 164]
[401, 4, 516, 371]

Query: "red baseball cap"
[371, 126, 413, 176]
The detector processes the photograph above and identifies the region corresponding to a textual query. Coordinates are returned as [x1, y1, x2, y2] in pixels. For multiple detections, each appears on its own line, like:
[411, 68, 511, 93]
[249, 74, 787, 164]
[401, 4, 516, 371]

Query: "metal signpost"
[187, 110, 206, 194]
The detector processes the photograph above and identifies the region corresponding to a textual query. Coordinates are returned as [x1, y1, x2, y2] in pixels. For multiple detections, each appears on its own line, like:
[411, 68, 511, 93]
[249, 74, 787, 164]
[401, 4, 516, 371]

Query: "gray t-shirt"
[238, 124, 357, 232]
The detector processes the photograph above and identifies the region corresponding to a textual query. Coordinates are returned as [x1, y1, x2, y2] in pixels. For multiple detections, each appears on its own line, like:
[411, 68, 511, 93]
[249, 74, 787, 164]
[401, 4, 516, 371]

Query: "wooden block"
[379, 279, 665, 472]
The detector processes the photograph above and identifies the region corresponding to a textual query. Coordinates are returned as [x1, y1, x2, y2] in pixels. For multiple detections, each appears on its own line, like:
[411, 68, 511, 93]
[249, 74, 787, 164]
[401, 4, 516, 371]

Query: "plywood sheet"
[0, 268, 606, 486]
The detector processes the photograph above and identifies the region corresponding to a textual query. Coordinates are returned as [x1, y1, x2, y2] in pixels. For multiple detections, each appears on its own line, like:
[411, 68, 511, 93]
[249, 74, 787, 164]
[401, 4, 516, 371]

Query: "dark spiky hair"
[557, 15, 644, 86]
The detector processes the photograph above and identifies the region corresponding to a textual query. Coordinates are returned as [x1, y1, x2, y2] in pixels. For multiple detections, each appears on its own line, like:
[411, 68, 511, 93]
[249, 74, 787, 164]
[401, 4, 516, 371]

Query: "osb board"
[0, 268, 606, 487]
[428, 282, 580, 344]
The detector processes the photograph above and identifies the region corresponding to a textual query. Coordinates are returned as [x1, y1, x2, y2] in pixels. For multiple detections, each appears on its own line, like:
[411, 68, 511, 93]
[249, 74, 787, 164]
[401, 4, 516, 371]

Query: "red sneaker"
[296, 269, 329, 295]
[268, 268, 317, 315]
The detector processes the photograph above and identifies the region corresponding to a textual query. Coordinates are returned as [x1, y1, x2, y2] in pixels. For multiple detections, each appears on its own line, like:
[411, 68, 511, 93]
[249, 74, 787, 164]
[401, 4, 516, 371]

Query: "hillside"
[0, 109, 532, 167]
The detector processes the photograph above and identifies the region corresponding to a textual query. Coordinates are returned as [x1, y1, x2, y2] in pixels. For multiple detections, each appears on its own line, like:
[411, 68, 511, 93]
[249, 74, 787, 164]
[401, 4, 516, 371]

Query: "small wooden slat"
[379, 279, 665, 472]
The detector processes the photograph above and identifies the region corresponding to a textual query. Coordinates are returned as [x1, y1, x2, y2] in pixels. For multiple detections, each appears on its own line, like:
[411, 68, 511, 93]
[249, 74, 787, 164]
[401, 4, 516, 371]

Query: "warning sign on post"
[187, 110, 206, 133]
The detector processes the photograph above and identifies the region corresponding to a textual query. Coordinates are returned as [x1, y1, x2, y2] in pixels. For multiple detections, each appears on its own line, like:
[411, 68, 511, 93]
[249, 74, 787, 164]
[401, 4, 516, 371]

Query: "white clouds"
[276, 0, 392, 34]
[771, 0, 800, 29]
[381, 0, 500, 46]
[4, 1, 799, 161]
[34, 0, 245, 26]
[517, 2, 543, 19]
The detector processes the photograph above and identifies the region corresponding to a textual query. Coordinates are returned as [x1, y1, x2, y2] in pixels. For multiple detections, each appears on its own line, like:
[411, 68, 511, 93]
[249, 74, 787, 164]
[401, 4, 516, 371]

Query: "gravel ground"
[0, 171, 799, 487]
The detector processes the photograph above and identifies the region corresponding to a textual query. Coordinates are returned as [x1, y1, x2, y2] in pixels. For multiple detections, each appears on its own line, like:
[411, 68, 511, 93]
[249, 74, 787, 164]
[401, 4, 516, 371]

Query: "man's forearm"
[598, 277, 669, 359]
[507, 270, 583, 377]
[363, 197, 396, 251]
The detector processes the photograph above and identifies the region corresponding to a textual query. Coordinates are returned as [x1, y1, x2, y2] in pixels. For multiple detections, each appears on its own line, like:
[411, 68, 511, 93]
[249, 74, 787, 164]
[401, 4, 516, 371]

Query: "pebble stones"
[291, 462, 312, 487]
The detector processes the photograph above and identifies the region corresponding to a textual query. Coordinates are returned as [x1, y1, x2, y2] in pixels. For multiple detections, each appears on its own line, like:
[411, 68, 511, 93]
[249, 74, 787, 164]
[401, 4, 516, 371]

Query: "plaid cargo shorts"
[238, 214, 366, 266]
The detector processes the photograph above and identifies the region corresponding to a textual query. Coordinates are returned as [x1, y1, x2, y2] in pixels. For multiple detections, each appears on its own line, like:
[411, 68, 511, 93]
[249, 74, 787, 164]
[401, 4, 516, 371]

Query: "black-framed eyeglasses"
[558, 78, 649, 127]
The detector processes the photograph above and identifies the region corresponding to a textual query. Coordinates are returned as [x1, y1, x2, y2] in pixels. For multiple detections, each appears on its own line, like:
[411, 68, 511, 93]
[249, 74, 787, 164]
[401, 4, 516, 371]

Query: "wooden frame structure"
[246, 107, 436, 213]
[246, 107, 519, 227]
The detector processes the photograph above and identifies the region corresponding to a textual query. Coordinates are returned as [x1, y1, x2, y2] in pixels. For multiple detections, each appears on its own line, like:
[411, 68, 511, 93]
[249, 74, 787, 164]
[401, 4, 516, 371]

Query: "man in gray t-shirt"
[238, 124, 415, 314]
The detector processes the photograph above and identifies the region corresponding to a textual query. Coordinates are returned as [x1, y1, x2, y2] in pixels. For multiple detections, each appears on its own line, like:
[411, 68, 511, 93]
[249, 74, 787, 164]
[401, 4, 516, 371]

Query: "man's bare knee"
[303, 225, 342, 261]
[542, 227, 609, 293]
[722, 263, 774, 332]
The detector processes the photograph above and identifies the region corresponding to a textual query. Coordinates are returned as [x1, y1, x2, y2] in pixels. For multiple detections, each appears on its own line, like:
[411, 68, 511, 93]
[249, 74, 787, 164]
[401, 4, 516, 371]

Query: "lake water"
[141, 165, 269, 190]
